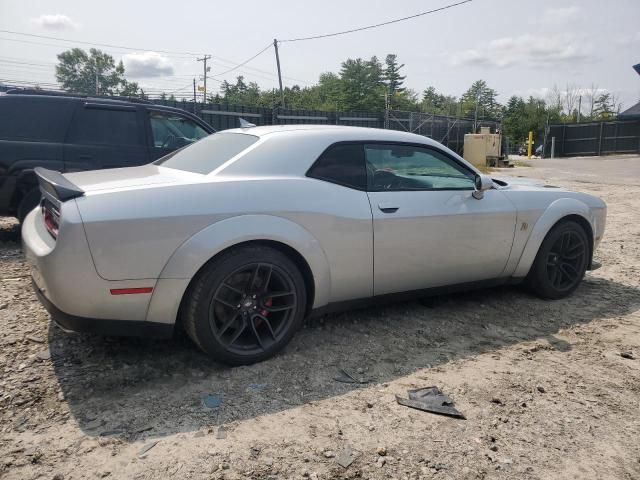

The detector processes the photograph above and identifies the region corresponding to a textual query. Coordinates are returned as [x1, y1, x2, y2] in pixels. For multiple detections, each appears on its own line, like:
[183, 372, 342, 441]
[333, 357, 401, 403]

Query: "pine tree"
[383, 54, 406, 95]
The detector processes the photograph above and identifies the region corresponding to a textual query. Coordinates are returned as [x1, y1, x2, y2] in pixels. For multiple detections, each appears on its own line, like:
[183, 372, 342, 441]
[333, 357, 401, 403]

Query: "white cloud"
[512, 86, 608, 101]
[541, 6, 581, 25]
[450, 33, 591, 68]
[122, 52, 174, 78]
[615, 31, 640, 46]
[30, 14, 78, 30]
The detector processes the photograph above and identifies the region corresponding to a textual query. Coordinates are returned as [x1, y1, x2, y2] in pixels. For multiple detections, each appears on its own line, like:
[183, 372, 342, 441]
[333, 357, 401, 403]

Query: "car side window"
[149, 110, 209, 149]
[365, 144, 476, 191]
[68, 106, 143, 146]
[307, 143, 367, 190]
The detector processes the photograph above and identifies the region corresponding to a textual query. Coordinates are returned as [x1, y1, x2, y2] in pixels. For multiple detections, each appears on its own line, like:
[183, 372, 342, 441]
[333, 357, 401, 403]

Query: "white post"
[551, 137, 556, 159]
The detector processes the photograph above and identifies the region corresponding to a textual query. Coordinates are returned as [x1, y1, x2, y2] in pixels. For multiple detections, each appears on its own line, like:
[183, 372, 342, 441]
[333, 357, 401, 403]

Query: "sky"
[1, 0, 639, 109]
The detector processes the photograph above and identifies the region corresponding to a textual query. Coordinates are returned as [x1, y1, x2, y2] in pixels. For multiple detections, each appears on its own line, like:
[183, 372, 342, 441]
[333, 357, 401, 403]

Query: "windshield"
[155, 132, 259, 174]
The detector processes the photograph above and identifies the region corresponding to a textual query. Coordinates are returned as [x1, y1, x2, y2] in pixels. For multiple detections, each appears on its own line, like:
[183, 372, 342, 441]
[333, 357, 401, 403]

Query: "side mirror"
[472, 174, 493, 200]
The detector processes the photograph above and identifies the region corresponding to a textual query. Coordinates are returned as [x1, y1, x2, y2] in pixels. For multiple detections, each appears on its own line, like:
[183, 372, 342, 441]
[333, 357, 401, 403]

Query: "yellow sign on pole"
[527, 131, 533, 159]
[197, 85, 205, 92]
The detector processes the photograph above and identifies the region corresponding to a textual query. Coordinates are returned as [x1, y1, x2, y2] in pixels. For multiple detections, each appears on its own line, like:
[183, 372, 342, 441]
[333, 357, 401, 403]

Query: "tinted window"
[155, 132, 258, 174]
[307, 143, 366, 190]
[365, 144, 475, 191]
[68, 106, 142, 146]
[149, 110, 209, 148]
[0, 96, 75, 142]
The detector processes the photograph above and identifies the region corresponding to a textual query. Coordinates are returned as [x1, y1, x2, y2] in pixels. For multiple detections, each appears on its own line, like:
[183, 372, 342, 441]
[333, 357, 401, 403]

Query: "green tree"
[383, 54, 406, 94]
[421, 86, 458, 115]
[383, 54, 406, 109]
[339, 58, 385, 110]
[460, 80, 499, 119]
[593, 92, 616, 119]
[55, 48, 139, 96]
[502, 95, 561, 147]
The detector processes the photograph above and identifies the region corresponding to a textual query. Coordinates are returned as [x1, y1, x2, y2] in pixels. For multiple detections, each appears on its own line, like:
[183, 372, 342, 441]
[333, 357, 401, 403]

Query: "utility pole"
[193, 78, 197, 113]
[474, 92, 480, 133]
[95, 58, 100, 95]
[577, 95, 582, 123]
[273, 39, 285, 108]
[197, 55, 212, 104]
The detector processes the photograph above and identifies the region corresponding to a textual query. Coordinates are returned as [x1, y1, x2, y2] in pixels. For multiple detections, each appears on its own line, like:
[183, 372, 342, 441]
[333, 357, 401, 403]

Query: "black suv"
[0, 90, 214, 221]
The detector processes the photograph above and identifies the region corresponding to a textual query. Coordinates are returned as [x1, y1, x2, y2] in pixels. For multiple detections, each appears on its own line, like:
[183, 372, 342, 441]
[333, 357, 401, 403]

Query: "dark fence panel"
[150, 100, 498, 154]
[386, 110, 498, 154]
[545, 120, 640, 157]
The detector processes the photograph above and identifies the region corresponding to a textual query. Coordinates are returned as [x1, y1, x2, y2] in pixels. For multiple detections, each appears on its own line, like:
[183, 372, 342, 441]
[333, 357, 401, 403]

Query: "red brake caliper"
[260, 297, 272, 319]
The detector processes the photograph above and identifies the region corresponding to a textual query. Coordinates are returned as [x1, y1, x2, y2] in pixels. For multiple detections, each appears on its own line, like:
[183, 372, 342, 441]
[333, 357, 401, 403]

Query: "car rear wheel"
[527, 220, 589, 299]
[17, 188, 41, 223]
[182, 245, 307, 365]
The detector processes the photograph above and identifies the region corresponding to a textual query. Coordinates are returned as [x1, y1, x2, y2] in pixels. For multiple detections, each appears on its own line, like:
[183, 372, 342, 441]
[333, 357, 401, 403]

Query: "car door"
[365, 142, 517, 296]
[64, 103, 148, 172]
[146, 109, 211, 161]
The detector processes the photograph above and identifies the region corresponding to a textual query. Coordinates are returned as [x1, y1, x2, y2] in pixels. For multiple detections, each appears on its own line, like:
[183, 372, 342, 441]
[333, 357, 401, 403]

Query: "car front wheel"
[182, 245, 307, 365]
[527, 220, 590, 299]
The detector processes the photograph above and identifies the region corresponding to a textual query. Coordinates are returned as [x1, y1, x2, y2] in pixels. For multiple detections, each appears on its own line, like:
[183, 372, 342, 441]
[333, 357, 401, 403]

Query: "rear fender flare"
[158, 214, 331, 308]
[512, 198, 595, 278]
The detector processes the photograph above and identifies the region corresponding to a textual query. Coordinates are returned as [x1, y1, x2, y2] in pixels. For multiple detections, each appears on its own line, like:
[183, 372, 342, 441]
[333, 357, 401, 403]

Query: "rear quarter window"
[155, 132, 259, 174]
[0, 96, 76, 142]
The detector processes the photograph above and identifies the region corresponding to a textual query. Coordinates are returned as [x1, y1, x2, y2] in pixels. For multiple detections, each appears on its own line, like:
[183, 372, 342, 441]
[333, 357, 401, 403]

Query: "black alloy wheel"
[209, 262, 297, 356]
[528, 220, 589, 299]
[545, 230, 587, 292]
[183, 245, 307, 365]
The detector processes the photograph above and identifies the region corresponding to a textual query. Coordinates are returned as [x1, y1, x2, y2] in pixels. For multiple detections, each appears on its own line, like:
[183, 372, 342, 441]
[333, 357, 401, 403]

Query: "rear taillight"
[41, 199, 60, 239]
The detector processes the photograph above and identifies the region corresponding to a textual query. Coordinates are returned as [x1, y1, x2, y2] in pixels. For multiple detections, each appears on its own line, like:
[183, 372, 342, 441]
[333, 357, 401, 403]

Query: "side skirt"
[310, 277, 520, 318]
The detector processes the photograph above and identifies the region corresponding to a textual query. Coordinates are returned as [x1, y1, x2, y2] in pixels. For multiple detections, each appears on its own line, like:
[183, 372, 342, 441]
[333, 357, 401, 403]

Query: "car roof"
[222, 124, 442, 145]
[1, 89, 214, 130]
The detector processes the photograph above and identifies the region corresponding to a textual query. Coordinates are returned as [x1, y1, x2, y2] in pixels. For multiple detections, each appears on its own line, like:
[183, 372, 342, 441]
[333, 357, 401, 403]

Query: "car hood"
[64, 164, 202, 193]
[494, 175, 606, 209]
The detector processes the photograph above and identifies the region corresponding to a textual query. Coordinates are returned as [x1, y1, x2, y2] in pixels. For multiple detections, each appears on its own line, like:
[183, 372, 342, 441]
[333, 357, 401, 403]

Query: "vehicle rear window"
[0, 96, 75, 142]
[155, 132, 258, 174]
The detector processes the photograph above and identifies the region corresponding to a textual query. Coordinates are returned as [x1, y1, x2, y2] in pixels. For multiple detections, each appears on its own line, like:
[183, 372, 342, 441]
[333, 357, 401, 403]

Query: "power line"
[210, 43, 273, 78]
[0, 29, 203, 57]
[213, 55, 312, 85]
[279, 0, 472, 42]
[0, 34, 311, 86]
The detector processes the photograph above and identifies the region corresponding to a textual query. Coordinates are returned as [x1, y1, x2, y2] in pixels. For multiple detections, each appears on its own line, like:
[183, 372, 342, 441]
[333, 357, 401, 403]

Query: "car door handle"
[78, 155, 92, 160]
[378, 203, 399, 213]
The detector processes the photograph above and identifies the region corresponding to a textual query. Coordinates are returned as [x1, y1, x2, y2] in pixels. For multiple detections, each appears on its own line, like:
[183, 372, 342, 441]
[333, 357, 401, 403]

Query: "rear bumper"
[33, 279, 173, 339]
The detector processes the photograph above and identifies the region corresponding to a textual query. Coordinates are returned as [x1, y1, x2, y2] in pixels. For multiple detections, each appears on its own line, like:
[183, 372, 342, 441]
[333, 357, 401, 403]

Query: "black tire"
[527, 220, 590, 299]
[182, 245, 307, 365]
[17, 188, 42, 224]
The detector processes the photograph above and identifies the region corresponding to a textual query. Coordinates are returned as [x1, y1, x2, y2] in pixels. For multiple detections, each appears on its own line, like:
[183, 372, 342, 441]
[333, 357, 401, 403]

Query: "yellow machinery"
[463, 127, 511, 168]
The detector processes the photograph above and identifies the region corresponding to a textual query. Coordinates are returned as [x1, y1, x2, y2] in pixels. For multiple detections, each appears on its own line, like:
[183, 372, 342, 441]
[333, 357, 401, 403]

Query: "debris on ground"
[620, 351, 635, 360]
[137, 441, 158, 458]
[216, 426, 227, 439]
[395, 386, 465, 419]
[203, 394, 223, 409]
[335, 445, 358, 468]
[334, 368, 369, 384]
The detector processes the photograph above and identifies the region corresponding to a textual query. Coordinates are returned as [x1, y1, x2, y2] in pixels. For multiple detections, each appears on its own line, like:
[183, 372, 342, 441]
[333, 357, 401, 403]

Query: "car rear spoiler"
[34, 167, 85, 202]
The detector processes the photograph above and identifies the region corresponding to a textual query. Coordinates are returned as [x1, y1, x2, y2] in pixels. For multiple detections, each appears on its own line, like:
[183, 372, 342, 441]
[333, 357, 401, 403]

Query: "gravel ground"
[1, 157, 639, 480]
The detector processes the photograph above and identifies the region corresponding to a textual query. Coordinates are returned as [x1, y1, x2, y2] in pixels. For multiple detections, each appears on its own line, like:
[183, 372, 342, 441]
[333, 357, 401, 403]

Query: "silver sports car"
[22, 125, 606, 365]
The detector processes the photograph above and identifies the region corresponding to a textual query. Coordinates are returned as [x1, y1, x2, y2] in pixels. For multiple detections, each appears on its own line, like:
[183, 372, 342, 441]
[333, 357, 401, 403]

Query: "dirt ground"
[1, 155, 639, 480]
